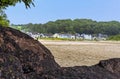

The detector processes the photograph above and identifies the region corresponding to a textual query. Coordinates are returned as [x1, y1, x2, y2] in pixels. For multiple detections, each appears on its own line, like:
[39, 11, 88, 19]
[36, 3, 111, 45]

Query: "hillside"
[12, 19, 120, 36]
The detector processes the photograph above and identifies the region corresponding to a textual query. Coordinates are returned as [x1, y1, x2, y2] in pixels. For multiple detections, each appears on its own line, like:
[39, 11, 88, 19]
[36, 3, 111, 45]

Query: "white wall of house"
[81, 34, 92, 40]
[53, 33, 76, 39]
[53, 33, 60, 38]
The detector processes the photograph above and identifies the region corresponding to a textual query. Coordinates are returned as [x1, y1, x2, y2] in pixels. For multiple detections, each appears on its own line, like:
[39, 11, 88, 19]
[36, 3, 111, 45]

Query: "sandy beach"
[40, 40, 120, 67]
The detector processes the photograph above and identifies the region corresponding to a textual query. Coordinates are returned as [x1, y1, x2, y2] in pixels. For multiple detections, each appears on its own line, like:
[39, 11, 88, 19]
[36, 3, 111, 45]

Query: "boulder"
[0, 26, 60, 79]
[39, 58, 120, 79]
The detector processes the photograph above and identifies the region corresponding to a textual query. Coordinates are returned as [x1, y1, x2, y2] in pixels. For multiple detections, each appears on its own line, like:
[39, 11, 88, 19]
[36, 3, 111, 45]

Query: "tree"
[18, 19, 120, 36]
[0, 0, 34, 26]
[0, 0, 34, 9]
[0, 9, 9, 27]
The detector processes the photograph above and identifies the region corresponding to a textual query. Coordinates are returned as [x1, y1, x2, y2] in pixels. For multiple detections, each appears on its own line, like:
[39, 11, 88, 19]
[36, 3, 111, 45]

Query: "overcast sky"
[5, 0, 120, 24]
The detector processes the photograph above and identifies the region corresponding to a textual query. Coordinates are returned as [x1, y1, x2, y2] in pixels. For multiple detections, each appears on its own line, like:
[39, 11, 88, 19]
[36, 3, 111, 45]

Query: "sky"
[5, 0, 120, 24]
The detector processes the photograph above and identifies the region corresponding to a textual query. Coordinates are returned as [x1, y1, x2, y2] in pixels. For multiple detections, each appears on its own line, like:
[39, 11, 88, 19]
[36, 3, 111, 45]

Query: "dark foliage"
[19, 19, 120, 36]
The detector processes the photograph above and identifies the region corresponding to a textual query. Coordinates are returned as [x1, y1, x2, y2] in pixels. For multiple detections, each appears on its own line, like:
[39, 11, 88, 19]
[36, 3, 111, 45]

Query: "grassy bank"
[39, 37, 83, 41]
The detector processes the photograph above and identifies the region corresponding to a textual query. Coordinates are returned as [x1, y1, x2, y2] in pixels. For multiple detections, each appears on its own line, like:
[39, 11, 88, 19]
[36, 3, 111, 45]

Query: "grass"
[39, 37, 85, 41]
[39, 37, 78, 41]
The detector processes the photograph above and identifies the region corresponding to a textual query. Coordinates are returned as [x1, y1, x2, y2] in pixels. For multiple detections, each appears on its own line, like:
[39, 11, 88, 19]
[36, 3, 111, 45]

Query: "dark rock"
[0, 26, 120, 79]
[0, 26, 60, 78]
[98, 58, 120, 76]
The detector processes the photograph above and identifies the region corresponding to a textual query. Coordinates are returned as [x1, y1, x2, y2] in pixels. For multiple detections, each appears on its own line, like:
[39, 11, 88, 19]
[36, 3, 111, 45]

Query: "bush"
[108, 35, 120, 41]
[0, 20, 9, 27]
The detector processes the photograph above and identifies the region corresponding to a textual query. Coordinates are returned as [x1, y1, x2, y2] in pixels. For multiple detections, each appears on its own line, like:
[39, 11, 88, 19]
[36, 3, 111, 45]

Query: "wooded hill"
[12, 19, 120, 36]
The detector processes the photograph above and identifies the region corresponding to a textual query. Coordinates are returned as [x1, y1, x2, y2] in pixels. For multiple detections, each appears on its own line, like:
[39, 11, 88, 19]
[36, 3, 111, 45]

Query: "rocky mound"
[0, 26, 60, 78]
[0, 26, 120, 79]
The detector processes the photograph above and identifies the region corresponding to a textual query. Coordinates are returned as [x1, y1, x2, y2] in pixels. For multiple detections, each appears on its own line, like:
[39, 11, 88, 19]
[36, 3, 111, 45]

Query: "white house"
[81, 34, 92, 40]
[53, 33, 60, 38]
[53, 33, 76, 39]
[25, 32, 44, 39]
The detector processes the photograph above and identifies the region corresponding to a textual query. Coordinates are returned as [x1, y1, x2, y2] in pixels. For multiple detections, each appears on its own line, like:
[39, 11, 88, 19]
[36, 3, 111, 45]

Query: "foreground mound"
[0, 26, 60, 78]
[0, 26, 120, 79]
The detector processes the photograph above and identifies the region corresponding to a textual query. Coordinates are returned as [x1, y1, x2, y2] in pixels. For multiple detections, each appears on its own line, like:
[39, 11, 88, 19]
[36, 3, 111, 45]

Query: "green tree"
[16, 19, 120, 36]
[0, 0, 34, 9]
[0, 0, 34, 27]
[0, 9, 9, 27]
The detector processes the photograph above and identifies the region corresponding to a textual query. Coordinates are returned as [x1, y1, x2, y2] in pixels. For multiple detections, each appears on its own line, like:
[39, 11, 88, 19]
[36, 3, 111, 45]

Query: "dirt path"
[40, 40, 120, 67]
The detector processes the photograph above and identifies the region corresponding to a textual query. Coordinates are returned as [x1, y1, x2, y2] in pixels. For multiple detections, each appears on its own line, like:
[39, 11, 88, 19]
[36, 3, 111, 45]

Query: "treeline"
[13, 19, 120, 36]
